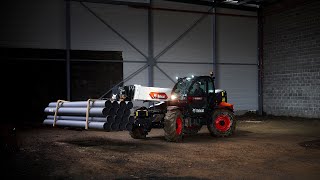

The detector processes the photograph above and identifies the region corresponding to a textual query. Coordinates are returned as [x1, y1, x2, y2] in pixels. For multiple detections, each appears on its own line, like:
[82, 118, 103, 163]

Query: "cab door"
[187, 77, 208, 114]
[206, 77, 216, 110]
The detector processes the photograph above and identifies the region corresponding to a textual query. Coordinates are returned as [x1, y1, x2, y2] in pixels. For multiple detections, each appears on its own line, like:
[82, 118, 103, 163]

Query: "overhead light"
[244, 4, 260, 8]
[225, 0, 239, 4]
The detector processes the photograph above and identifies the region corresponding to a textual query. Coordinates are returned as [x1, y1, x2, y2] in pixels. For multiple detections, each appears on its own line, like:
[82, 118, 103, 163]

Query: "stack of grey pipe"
[43, 100, 134, 131]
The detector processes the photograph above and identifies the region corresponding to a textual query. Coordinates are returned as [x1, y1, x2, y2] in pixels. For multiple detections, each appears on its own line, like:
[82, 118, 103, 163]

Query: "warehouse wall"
[216, 8, 258, 111]
[71, 2, 149, 87]
[0, 0, 65, 124]
[153, 1, 214, 89]
[0, 0, 65, 49]
[70, 0, 215, 100]
[263, 0, 320, 118]
[1, 57, 66, 124]
[153, 2, 259, 112]
[0, 0, 124, 123]
[0, 0, 260, 113]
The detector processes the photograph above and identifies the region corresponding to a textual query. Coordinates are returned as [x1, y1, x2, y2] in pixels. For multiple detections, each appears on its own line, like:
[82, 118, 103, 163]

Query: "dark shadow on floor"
[143, 130, 253, 143]
[298, 139, 320, 150]
[62, 136, 167, 152]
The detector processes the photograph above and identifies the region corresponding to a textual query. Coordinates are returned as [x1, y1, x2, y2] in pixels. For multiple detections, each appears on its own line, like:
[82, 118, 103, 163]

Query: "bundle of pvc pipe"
[48, 100, 112, 108]
[43, 99, 135, 132]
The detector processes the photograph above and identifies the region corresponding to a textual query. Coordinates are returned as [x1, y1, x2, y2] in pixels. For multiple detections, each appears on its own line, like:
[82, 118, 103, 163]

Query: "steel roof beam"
[165, 0, 259, 11]
[71, 0, 150, 6]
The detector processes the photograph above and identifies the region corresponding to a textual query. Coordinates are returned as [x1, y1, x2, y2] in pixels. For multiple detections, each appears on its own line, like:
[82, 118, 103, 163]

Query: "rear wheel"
[129, 126, 146, 139]
[164, 108, 183, 142]
[207, 109, 236, 137]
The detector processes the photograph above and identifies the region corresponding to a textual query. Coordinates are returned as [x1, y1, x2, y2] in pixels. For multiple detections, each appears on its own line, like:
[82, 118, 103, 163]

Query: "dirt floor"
[1, 115, 320, 179]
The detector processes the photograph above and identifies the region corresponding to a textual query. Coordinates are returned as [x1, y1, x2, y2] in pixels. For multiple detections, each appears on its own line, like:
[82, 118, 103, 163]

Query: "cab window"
[208, 79, 214, 93]
[190, 79, 206, 96]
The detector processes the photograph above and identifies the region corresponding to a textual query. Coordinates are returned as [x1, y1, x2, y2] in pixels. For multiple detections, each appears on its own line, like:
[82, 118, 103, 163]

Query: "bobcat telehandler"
[113, 73, 236, 142]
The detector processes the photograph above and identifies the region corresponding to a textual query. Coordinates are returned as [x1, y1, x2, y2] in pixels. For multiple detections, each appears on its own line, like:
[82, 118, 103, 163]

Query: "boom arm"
[113, 85, 172, 102]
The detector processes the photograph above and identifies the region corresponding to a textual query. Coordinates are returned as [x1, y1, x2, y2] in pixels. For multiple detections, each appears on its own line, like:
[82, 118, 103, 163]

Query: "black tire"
[164, 108, 183, 142]
[207, 109, 236, 137]
[129, 126, 146, 139]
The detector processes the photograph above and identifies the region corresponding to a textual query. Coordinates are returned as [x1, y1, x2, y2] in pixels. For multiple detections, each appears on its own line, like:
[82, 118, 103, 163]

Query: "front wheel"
[129, 126, 146, 139]
[163, 108, 183, 142]
[207, 109, 236, 137]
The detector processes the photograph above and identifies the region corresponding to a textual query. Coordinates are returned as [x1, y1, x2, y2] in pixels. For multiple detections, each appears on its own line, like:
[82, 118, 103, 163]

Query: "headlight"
[112, 94, 117, 100]
[171, 94, 177, 100]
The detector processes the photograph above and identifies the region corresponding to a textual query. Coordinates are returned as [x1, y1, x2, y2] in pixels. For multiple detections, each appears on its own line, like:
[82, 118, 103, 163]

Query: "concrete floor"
[1, 115, 320, 179]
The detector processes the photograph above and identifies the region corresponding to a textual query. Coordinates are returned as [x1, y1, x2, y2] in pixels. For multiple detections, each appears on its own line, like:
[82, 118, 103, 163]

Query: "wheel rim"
[215, 115, 231, 132]
[176, 116, 183, 135]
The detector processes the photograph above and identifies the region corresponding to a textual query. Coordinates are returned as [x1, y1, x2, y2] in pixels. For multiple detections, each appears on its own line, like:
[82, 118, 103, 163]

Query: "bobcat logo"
[149, 92, 168, 99]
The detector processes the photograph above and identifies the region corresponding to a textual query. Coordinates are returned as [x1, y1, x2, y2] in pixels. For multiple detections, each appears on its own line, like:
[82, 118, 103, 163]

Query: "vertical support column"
[212, 7, 217, 86]
[258, 9, 264, 116]
[66, 0, 71, 100]
[148, 0, 154, 87]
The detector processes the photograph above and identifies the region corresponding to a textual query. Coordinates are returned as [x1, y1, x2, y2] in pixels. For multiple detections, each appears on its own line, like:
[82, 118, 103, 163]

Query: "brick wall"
[263, 0, 320, 118]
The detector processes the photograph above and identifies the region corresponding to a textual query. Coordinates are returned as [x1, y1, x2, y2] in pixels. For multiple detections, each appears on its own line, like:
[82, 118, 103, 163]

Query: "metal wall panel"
[153, 1, 214, 90]
[216, 8, 258, 111]
[123, 63, 148, 86]
[0, 0, 65, 49]
[154, 13, 214, 63]
[153, 1, 213, 63]
[1, 0, 259, 112]
[70, 2, 149, 86]
[216, 65, 258, 111]
[71, 2, 148, 59]
[156, 63, 214, 89]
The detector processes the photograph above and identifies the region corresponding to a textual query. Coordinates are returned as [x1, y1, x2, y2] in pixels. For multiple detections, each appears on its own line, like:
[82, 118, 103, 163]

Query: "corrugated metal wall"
[153, 1, 214, 89]
[71, 2, 149, 87]
[0, 0, 65, 48]
[216, 8, 258, 111]
[0, 0, 258, 112]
